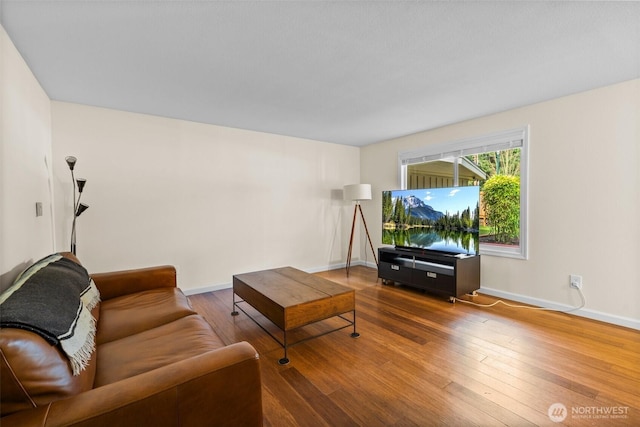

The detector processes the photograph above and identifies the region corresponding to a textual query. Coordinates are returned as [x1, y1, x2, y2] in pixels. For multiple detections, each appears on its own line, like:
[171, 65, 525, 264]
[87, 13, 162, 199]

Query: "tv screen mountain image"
[382, 186, 480, 255]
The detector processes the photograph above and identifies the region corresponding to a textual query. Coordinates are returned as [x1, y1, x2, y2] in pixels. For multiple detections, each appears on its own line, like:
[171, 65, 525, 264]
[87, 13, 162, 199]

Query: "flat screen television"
[382, 186, 480, 255]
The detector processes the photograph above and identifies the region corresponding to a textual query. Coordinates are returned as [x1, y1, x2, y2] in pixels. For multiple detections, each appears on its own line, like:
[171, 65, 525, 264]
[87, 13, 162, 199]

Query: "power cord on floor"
[453, 286, 586, 313]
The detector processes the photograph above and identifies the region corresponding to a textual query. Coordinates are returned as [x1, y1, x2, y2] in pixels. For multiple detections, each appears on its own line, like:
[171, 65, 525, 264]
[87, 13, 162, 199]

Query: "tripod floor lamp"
[65, 156, 89, 255]
[344, 184, 378, 276]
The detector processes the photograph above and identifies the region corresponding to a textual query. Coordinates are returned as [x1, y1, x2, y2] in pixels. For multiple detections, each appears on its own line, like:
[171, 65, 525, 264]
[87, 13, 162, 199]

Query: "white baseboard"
[480, 286, 640, 331]
[182, 283, 231, 296]
[361, 260, 377, 269]
[307, 260, 378, 273]
[305, 261, 349, 273]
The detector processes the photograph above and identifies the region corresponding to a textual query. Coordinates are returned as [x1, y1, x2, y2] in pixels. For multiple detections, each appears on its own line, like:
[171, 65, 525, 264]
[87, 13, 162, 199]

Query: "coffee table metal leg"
[233, 297, 358, 365]
[279, 331, 290, 365]
[231, 292, 239, 316]
[351, 309, 360, 338]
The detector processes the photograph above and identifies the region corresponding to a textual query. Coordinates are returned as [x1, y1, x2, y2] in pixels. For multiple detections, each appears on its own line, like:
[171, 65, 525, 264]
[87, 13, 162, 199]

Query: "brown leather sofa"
[0, 253, 263, 426]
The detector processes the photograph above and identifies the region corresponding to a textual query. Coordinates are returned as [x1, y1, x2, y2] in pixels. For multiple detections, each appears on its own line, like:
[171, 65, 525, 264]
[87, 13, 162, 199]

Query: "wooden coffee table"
[232, 267, 359, 364]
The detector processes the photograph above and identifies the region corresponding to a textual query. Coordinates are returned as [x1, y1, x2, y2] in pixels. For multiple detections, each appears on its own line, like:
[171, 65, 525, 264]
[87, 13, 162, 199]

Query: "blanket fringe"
[61, 305, 97, 376]
[81, 279, 101, 312]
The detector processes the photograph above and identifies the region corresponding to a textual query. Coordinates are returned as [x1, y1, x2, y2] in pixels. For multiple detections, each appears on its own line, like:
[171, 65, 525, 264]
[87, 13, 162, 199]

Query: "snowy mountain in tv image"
[400, 195, 445, 221]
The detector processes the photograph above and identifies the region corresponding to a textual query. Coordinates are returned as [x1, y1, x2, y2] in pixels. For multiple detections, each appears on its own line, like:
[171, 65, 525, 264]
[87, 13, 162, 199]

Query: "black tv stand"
[378, 247, 480, 301]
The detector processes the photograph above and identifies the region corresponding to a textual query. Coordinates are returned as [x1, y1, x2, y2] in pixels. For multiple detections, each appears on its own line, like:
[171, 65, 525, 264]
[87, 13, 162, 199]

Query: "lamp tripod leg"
[358, 204, 378, 266]
[346, 204, 358, 276]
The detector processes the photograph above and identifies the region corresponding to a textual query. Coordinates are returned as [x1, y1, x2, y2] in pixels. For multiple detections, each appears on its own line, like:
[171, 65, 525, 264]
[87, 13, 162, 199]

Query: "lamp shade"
[343, 184, 372, 201]
[75, 203, 89, 217]
[76, 178, 87, 193]
[65, 156, 77, 171]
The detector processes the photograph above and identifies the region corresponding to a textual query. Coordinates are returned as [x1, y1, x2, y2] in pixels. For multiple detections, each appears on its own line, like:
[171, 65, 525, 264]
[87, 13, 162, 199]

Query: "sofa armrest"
[0, 342, 263, 427]
[91, 265, 177, 300]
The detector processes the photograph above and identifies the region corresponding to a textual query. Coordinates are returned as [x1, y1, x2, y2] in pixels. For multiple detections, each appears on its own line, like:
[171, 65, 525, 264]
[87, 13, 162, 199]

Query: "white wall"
[51, 102, 361, 293]
[361, 79, 640, 328]
[0, 25, 54, 291]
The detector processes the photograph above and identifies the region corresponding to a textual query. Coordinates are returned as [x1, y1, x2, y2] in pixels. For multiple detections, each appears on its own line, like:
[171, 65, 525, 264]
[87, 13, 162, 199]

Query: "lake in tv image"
[382, 186, 480, 255]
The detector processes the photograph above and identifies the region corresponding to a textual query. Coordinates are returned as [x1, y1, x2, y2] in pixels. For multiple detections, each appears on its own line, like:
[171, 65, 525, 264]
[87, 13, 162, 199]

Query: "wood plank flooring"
[188, 266, 640, 426]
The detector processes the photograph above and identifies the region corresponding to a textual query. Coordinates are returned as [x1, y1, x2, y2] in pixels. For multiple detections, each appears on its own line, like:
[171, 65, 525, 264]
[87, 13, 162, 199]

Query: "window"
[398, 127, 529, 259]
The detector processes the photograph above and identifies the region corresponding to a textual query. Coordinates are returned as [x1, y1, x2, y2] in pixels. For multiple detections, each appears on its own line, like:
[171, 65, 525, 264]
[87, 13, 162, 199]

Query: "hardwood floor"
[189, 266, 640, 426]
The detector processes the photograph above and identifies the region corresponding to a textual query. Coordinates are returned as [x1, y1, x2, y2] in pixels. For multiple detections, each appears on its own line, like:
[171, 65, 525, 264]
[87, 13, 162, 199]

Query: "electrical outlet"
[570, 274, 582, 289]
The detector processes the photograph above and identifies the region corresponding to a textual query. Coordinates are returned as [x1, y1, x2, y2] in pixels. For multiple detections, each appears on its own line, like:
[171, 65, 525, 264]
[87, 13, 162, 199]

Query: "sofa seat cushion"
[96, 287, 196, 344]
[94, 314, 226, 387]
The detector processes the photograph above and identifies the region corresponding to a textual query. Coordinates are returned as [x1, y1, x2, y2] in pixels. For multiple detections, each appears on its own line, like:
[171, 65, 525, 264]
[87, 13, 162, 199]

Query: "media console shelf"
[378, 247, 480, 302]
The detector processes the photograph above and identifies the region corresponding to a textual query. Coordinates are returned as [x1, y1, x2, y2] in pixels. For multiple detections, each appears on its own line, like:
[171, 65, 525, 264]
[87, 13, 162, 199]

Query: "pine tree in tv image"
[382, 186, 480, 255]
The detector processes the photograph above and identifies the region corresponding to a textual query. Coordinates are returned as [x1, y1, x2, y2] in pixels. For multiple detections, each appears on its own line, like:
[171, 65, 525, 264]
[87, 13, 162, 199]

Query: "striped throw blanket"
[0, 253, 100, 375]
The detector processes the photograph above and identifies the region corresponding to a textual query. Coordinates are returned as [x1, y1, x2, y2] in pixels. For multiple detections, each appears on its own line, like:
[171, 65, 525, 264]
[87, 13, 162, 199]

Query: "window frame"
[398, 126, 529, 259]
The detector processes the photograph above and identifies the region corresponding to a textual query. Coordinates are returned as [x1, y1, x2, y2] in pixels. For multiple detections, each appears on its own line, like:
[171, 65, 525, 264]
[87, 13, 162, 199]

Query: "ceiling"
[2, 1, 639, 147]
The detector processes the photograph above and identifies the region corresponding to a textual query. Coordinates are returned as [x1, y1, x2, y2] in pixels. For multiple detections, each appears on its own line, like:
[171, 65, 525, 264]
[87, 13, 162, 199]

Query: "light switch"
[35, 202, 43, 217]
